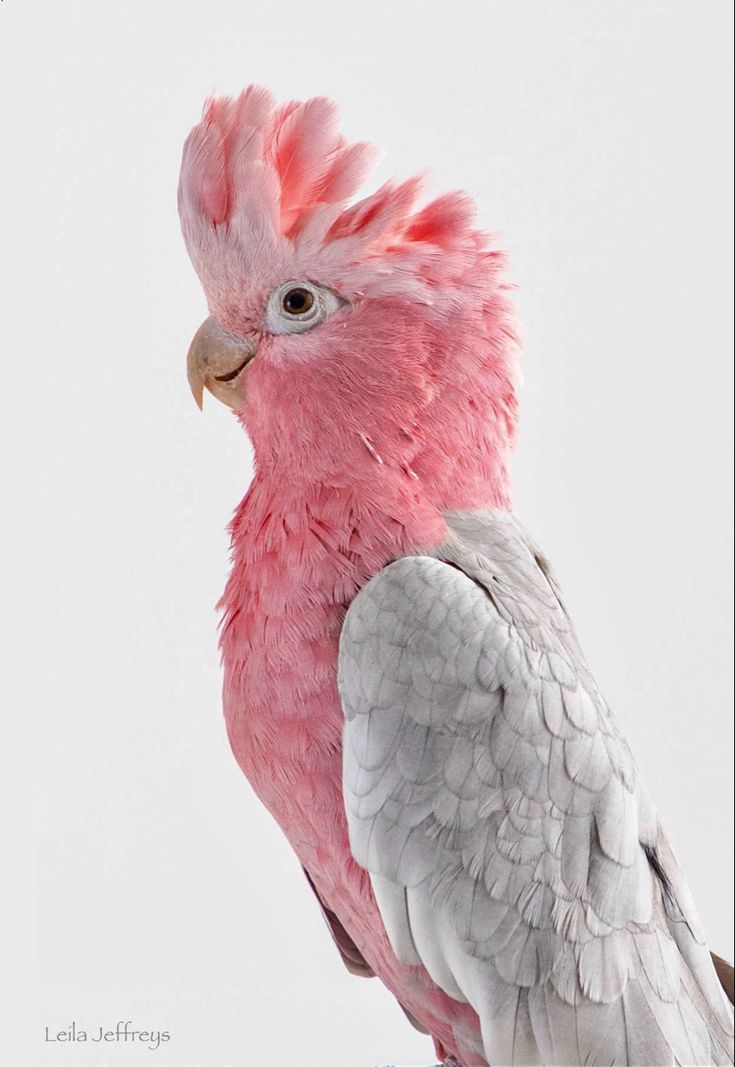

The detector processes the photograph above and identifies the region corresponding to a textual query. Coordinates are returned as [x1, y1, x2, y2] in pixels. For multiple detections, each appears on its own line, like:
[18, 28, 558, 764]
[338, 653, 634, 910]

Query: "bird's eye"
[282, 287, 314, 315]
[265, 280, 345, 336]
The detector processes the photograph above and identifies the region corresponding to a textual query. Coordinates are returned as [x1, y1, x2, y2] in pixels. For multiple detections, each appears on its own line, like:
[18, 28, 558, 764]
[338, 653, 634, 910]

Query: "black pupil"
[283, 287, 313, 314]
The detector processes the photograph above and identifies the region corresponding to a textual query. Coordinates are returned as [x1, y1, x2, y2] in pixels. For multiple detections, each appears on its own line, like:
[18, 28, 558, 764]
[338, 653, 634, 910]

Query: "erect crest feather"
[178, 85, 488, 277]
[179, 86, 382, 243]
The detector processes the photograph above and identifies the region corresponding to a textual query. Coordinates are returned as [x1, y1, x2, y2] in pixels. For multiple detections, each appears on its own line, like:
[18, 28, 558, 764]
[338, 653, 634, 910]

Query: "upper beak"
[186, 316, 257, 410]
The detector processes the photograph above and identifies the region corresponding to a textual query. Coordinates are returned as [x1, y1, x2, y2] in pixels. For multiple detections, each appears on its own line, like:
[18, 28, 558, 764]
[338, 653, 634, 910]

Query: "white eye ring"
[264, 280, 345, 335]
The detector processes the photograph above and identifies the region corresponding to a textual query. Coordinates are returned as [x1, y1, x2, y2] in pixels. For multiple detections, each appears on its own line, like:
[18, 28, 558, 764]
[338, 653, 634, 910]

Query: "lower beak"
[186, 316, 256, 410]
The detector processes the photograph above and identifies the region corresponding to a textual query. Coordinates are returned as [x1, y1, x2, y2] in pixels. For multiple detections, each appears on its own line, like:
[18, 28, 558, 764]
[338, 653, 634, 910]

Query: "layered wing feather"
[338, 510, 734, 1066]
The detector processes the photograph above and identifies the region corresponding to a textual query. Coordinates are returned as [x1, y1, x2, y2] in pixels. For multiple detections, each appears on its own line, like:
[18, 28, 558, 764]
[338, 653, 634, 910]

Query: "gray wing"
[338, 510, 734, 1066]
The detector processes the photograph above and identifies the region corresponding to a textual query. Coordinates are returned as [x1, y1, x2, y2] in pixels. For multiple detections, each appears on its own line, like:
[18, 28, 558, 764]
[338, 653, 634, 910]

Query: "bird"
[178, 86, 734, 1066]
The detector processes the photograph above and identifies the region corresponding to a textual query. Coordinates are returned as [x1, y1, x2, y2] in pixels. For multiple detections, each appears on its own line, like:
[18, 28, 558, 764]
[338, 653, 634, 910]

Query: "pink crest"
[178, 85, 489, 284]
[179, 86, 383, 243]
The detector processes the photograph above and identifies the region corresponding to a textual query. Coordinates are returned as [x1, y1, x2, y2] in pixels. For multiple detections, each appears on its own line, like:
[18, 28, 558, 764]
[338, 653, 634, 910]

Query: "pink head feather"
[178, 86, 492, 310]
[179, 86, 519, 511]
[179, 87, 382, 285]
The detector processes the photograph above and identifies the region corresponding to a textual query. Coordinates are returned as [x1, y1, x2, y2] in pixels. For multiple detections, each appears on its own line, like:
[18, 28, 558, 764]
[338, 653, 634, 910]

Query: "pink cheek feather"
[240, 298, 436, 481]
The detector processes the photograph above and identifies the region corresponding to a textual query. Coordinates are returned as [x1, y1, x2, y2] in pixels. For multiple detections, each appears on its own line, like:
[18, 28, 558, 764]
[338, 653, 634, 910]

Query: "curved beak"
[186, 316, 257, 410]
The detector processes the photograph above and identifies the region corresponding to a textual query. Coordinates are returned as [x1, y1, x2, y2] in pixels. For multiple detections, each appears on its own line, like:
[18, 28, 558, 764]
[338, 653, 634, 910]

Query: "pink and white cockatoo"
[178, 87, 734, 1067]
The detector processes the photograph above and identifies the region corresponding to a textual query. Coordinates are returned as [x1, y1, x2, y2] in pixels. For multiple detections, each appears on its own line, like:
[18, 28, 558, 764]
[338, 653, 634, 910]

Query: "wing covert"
[338, 516, 733, 1065]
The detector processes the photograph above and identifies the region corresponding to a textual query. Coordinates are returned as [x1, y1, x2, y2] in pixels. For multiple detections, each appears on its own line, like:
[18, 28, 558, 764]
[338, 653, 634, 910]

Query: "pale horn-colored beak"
[186, 316, 257, 410]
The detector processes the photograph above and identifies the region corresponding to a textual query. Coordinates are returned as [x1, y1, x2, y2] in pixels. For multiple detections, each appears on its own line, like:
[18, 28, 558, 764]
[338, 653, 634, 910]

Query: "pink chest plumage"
[218, 478, 487, 1066]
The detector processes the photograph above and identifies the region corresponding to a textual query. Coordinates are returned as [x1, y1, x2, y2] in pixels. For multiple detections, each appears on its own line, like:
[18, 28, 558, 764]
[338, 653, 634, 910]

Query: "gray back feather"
[338, 510, 734, 1066]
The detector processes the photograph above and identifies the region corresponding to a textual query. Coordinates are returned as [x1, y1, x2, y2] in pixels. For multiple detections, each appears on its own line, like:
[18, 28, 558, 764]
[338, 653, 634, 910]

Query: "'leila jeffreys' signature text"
[44, 1020, 170, 1051]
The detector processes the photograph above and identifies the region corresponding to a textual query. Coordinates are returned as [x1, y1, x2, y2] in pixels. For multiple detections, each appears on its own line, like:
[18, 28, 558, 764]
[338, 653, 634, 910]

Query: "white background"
[2, 1, 732, 1065]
